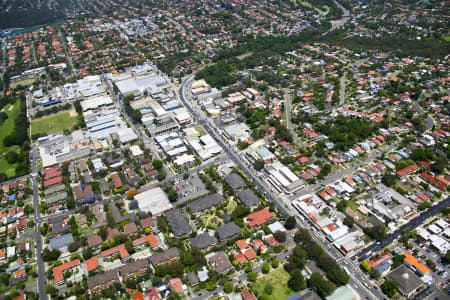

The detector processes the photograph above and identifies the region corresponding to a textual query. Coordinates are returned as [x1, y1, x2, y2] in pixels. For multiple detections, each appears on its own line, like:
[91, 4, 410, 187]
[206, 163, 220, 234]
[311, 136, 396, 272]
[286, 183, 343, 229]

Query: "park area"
[31, 109, 78, 137]
[253, 267, 296, 300]
[0, 101, 21, 177]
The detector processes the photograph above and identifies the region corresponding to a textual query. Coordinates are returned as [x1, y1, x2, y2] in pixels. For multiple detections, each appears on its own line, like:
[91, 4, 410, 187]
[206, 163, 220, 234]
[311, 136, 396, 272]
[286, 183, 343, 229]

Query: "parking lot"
[174, 174, 208, 202]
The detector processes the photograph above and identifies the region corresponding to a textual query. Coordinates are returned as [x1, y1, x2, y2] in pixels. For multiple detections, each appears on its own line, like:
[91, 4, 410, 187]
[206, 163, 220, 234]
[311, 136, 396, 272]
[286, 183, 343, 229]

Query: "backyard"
[0, 101, 21, 177]
[253, 267, 296, 300]
[31, 109, 78, 137]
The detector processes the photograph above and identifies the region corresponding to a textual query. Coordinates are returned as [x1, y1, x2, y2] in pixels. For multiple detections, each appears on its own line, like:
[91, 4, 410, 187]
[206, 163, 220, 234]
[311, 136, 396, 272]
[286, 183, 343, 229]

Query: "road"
[178, 76, 383, 300]
[339, 72, 346, 106]
[354, 197, 450, 263]
[284, 88, 306, 148]
[412, 101, 435, 131]
[29, 143, 48, 300]
[325, 0, 351, 34]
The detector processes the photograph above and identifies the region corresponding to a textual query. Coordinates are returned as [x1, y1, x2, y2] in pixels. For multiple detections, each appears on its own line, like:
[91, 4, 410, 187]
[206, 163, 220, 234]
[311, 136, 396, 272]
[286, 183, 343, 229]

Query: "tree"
[154, 265, 166, 277]
[431, 157, 447, 174]
[224, 282, 233, 293]
[5, 151, 18, 164]
[254, 159, 264, 171]
[274, 230, 286, 243]
[360, 261, 371, 272]
[262, 262, 270, 274]
[68, 242, 79, 253]
[167, 260, 184, 278]
[98, 226, 108, 241]
[418, 201, 432, 211]
[343, 216, 354, 228]
[126, 189, 138, 200]
[382, 173, 397, 187]
[157, 171, 166, 181]
[152, 159, 163, 170]
[336, 200, 347, 212]
[392, 254, 405, 268]
[271, 259, 279, 268]
[382, 279, 398, 298]
[370, 269, 381, 279]
[364, 225, 387, 241]
[247, 271, 257, 282]
[307, 273, 335, 297]
[24, 204, 33, 215]
[288, 269, 306, 291]
[82, 247, 93, 260]
[285, 216, 296, 230]
[265, 283, 273, 295]
[182, 252, 194, 266]
[168, 189, 178, 202]
[39, 223, 48, 235]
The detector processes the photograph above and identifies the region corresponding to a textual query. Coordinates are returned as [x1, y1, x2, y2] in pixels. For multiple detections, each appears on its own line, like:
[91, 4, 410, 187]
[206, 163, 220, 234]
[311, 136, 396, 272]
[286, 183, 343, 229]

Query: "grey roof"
[299, 289, 321, 300]
[236, 189, 260, 208]
[165, 209, 192, 237]
[118, 259, 149, 277]
[189, 233, 217, 250]
[9, 276, 27, 287]
[387, 265, 424, 296]
[207, 251, 233, 274]
[150, 247, 180, 267]
[216, 222, 242, 242]
[49, 233, 74, 250]
[87, 270, 119, 290]
[50, 220, 69, 236]
[186, 271, 199, 286]
[109, 201, 136, 224]
[224, 173, 245, 190]
[188, 193, 226, 214]
[87, 234, 102, 248]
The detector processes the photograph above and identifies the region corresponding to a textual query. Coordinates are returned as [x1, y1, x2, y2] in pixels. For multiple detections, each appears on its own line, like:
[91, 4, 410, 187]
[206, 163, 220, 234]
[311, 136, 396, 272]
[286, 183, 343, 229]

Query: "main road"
[284, 88, 306, 148]
[178, 76, 384, 300]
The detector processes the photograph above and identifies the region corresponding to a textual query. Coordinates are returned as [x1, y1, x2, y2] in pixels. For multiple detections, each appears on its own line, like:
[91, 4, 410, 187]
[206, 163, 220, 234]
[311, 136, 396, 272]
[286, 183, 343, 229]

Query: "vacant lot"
[31, 110, 78, 137]
[253, 267, 296, 300]
[0, 101, 21, 177]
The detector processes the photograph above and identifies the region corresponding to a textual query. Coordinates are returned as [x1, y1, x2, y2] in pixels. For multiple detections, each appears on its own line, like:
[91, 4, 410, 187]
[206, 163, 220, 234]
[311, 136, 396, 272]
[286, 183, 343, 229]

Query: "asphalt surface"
[354, 197, 450, 263]
[284, 88, 306, 148]
[29, 144, 48, 300]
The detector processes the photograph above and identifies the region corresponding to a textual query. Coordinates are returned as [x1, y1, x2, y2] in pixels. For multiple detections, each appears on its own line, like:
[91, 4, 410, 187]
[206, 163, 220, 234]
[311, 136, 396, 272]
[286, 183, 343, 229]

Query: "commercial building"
[134, 188, 173, 216]
[387, 265, 425, 298]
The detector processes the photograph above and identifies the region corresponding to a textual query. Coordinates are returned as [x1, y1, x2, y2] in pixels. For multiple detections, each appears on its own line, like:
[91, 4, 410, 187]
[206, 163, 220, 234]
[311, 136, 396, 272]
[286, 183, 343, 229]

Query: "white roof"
[117, 127, 138, 143]
[134, 187, 172, 216]
[435, 219, 449, 229]
[268, 221, 285, 233]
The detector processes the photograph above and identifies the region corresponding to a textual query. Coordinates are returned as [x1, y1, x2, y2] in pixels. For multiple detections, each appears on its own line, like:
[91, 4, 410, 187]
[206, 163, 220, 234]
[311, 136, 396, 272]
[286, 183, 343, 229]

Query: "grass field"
[0, 101, 21, 177]
[10, 78, 36, 89]
[253, 267, 296, 300]
[31, 110, 78, 137]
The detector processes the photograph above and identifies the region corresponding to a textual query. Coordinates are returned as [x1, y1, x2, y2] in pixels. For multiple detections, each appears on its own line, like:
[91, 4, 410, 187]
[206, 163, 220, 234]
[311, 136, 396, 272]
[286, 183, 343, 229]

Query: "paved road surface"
[284, 88, 306, 148]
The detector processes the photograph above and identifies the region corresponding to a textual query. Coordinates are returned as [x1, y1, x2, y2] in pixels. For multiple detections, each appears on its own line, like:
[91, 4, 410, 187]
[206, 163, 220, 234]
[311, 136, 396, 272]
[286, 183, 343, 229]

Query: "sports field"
[31, 110, 78, 137]
[0, 101, 21, 177]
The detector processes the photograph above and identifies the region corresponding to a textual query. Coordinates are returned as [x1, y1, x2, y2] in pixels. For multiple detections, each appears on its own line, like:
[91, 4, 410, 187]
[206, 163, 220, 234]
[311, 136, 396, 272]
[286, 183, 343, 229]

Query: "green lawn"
[31, 110, 78, 137]
[347, 199, 359, 211]
[0, 101, 21, 177]
[253, 267, 296, 300]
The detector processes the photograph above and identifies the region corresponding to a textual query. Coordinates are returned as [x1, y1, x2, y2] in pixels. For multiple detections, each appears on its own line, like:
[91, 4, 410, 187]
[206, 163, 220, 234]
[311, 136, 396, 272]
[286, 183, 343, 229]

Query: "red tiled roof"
[133, 234, 159, 249]
[236, 240, 249, 250]
[44, 176, 62, 188]
[101, 244, 129, 260]
[85, 257, 99, 272]
[244, 248, 257, 261]
[53, 259, 80, 283]
[169, 278, 183, 293]
[396, 164, 418, 177]
[235, 253, 247, 264]
[246, 208, 273, 227]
